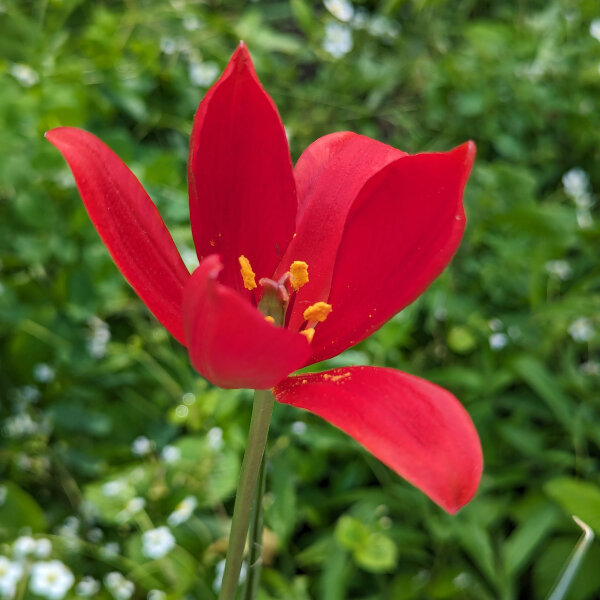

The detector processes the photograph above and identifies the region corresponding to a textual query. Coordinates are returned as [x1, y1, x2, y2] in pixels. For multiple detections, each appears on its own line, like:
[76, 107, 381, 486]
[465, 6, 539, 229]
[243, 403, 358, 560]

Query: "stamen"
[238, 255, 257, 290]
[265, 316, 275, 324]
[289, 261, 309, 291]
[303, 302, 332, 323]
[300, 327, 315, 343]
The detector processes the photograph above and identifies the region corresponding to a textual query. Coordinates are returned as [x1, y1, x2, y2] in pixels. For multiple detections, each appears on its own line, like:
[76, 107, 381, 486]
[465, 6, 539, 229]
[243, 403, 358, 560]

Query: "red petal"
[46, 127, 189, 344]
[274, 367, 482, 513]
[188, 43, 296, 295]
[310, 142, 475, 363]
[183, 255, 311, 389]
[274, 132, 404, 331]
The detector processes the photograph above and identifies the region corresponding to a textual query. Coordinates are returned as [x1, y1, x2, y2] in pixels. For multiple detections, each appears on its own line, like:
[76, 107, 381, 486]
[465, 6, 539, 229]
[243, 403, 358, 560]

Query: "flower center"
[237, 255, 332, 340]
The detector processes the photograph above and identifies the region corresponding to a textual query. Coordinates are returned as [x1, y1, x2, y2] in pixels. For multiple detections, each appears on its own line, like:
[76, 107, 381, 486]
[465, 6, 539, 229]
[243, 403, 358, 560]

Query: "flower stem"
[218, 389, 274, 600]
[241, 455, 267, 600]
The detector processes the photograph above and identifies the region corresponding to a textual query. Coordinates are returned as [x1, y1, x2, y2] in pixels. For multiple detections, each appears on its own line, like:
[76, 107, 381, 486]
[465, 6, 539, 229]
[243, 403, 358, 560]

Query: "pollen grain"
[303, 302, 332, 323]
[238, 255, 257, 290]
[289, 261, 309, 291]
[265, 316, 275, 324]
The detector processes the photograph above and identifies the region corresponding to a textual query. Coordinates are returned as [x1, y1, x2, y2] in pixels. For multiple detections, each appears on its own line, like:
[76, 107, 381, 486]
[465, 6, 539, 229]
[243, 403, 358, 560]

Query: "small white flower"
[86, 528, 103, 543]
[562, 168, 592, 208]
[569, 318, 594, 342]
[131, 436, 154, 456]
[189, 61, 219, 87]
[213, 558, 246, 593]
[76, 576, 100, 597]
[33, 364, 55, 383]
[87, 317, 111, 359]
[29, 561, 74, 600]
[182, 14, 200, 31]
[323, 23, 353, 58]
[324, 0, 354, 23]
[100, 542, 120, 558]
[545, 260, 572, 281]
[207, 427, 224, 450]
[291, 421, 307, 435]
[19, 385, 40, 403]
[0, 556, 23, 598]
[368, 15, 400, 39]
[161, 445, 181, 464]
[116, 497, 146, 522]
[488, 318, 504, 332]
[147, 590, 166, 600]
[102, 480, 125, 497]
[167, 496, 198, 527]
[104, 572, 134, 600]
[590, 19, 600, 42]
[13, 535, 37, 558]
[142, 527, 176, 559]
[160, 37, 177, 55]
[489, 333, 508, 351]
[576, 208, 593, 229]
[34, 538, 52, 558]
[10, 63, 39, 87]
[580, 361, 600, 376]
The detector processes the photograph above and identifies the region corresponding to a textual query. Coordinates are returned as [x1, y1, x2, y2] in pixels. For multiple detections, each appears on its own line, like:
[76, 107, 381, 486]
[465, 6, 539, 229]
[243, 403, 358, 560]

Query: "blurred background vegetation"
[1, 0, 600, 599]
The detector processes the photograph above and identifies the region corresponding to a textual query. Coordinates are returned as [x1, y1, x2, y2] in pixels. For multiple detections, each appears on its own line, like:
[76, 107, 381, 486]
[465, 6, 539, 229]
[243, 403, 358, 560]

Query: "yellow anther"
[300, 327, 315, 343]
[289, 261, 309, 291]
[303, 302, 332, 323]
[238, 255, 257, 290]
[265, 316, 275, 324]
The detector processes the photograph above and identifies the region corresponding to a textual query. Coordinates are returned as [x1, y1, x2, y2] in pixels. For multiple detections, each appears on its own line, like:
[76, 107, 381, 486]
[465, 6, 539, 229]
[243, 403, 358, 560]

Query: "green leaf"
[545, 479, 600, 534]
[0, 481, 46, 535]
[353, 532, 398, 573]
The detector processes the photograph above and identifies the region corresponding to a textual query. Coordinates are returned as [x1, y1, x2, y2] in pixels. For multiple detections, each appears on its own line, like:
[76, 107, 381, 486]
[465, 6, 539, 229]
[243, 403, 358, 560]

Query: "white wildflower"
[291, 421, 307, 435]
[142, 527, 175, 560]
[569, 318, 594, 342]
[167, 496, 198, 527]
[75, 576, 100, 597]
[131, 436, 154, 456]
[0, 557, 23, 598]
[160, 37, 177, 55]
[562, 168, 593, 208]
[87, 317, 110, 359]
[29, 561, 74, 600]
[101, 480, 126, 497]
[33, 364, 55, 383]
[488, 318, 503, 332]
[147, 591, 166, 600]
[116, 497, 146, 522]
[18, 385, 40, 403]
[489, 333, 508, 351]
[86, 528, 103, 543]
[189, 61, 219, 87]
[182, 15, 200, 31]
[34, 538, 52, 558]
[207, 427, 224, 450]
[323, 23, 353, 58]
[590, 19, 600, 42]
[324, 0, 354, 23]
[13, 535, 37, 559]
[10, 63, 39, 87]
[213, 559, 246, 593]
[161, 445, 181, 464]
[104, 572, 134, 600]
[545, 260, 572, 280]
[580, 361, 600, 376]
[100, 542, 120, 559]
[368, 15, 400, 39]
[576, 208, 593, 229]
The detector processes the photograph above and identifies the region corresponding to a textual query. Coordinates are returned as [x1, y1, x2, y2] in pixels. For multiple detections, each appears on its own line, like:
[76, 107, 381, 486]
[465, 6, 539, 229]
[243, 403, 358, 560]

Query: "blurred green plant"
[1, 0, 599, 599]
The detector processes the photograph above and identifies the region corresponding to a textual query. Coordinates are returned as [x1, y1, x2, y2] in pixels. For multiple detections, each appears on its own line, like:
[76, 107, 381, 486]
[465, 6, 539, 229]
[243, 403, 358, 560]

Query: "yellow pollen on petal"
[289, 260, 309, 291]
[303, 302, 332, 323]
[265, 316, 275, 324]
[300, 327, 315, 343]
[238, 255, 257, 290]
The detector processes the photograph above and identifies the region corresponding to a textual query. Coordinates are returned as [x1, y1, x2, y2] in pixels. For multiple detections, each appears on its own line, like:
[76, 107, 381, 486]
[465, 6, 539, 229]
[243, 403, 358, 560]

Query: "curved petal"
[183, 255, 311, 389]
[274, 366, 482, 513]
[46, 127, 189, 344]
[310, 142, 475, 363]
[274, 132, 405, 331]
[188, 43, 296, 296]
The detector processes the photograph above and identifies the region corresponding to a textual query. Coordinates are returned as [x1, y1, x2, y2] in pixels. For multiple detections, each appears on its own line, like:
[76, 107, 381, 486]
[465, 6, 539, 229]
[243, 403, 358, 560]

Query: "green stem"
[218, 389, 274, 600]
[241, 456, 267, 600]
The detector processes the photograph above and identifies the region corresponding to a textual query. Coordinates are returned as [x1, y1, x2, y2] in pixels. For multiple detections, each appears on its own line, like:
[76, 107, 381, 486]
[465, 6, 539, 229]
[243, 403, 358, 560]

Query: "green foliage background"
[1, 0, 600, 598]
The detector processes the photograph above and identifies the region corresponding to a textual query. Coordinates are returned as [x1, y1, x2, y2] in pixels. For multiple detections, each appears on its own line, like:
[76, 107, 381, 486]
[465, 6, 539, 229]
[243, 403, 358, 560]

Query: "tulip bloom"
[47, 43, 481, 513]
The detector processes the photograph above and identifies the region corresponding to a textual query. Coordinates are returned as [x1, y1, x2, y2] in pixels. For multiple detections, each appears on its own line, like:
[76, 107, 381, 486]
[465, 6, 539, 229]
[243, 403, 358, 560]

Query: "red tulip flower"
[46, 43, 481, 514]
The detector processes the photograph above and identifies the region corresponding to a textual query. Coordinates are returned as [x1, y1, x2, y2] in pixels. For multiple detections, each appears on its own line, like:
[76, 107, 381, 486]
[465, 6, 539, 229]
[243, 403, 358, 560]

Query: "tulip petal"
[46, 127, 190, 344]
[183, 255, 311, 389]
[274, 366, 482, 513]
[310, 142, 475, 363]
[188, 43, 296, 295]
[274, 132, 404, 331]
